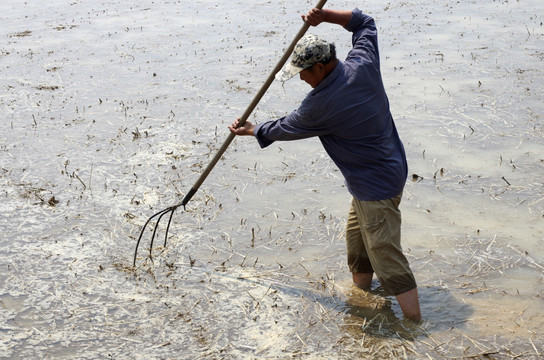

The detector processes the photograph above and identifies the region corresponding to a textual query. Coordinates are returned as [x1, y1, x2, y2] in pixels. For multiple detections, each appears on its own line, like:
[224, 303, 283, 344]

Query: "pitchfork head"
[132, 188, 197, 267]
[133, 204, 181, 267]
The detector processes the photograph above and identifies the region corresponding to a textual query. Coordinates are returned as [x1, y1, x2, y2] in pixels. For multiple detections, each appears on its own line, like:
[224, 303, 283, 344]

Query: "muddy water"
[1, 0, 543, 358]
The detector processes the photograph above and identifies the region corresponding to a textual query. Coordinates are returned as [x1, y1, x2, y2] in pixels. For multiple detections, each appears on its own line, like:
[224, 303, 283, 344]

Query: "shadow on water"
[328, 281, 473, 342]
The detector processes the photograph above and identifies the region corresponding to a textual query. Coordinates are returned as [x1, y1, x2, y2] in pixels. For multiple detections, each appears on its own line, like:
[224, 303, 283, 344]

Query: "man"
[229, 7, 421, 322]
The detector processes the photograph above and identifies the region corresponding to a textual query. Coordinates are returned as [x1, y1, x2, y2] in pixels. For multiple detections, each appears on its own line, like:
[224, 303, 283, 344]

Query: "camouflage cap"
[275, 34, 332, 82]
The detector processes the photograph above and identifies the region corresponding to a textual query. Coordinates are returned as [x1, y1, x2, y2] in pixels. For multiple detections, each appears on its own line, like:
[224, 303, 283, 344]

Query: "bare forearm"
[321, 9, 352, 27]
[303, 8, 352, 27]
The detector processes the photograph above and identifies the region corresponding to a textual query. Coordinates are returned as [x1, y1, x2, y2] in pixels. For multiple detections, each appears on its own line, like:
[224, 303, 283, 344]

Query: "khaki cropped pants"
[345, 193, 417, 296]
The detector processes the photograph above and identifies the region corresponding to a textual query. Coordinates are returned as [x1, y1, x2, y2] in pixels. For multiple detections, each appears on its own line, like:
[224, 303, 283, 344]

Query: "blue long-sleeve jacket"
[254, 8, 407, 201]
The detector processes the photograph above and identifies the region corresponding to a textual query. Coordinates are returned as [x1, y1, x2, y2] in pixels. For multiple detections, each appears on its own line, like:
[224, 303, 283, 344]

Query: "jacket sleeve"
[254, 103, 329, 148]
[344, 8, 380, 69]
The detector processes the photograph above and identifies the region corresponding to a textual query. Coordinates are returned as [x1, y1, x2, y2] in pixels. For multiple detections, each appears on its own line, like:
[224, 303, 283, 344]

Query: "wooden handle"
[181, 0, 328, 207]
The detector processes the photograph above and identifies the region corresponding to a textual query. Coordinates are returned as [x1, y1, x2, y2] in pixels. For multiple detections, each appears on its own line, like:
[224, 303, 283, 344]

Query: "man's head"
[276, 34, 337, 86]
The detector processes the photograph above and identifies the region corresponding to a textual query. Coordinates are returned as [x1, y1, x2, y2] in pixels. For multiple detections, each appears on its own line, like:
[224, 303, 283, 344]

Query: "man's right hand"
[302, 8, 327, 26]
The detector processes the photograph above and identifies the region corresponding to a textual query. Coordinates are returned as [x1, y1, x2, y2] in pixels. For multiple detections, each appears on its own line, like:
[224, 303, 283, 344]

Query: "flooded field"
[1, 0, 542, 358]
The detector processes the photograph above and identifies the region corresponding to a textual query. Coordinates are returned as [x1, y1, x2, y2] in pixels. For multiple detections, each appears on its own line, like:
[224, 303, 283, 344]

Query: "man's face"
[299, 63, 324, 88]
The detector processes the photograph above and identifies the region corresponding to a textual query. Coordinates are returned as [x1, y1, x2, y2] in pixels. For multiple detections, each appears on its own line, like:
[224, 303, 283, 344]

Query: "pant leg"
[351, 193, 417, 296]
[345, 199, 374, 274]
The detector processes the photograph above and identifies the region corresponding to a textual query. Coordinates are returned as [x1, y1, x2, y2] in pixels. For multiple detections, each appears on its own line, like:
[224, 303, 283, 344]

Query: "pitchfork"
[133, 0, 328, 267]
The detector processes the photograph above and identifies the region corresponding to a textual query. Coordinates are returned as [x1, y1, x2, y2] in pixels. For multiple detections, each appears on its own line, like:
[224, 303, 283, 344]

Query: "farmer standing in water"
[229, 7, 421, 322]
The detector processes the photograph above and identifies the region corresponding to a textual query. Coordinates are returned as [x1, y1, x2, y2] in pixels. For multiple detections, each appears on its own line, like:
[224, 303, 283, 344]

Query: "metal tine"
[148, 208, 172, 257]
[163, 207, 176, 248]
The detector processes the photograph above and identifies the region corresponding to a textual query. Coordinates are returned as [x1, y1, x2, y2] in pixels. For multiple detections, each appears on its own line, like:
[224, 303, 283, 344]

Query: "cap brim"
[275, 62, 304, 82]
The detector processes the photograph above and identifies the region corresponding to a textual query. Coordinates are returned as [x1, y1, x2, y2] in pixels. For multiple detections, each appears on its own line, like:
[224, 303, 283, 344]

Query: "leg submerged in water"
[396, 287, 421, 323]
[352, 272, 421, 322]
[352, 272, 373, 290]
